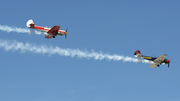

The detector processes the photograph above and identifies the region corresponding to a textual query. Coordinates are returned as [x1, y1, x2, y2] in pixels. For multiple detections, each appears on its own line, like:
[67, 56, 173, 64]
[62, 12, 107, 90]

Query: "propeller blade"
[65, 28, 68, 38]
[66, 28, 68, 32]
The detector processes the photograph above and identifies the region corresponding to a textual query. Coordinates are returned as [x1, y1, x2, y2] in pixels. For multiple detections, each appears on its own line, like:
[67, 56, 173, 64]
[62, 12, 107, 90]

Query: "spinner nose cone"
[167, 59, 170, 68]
[167, 59, 170, 63]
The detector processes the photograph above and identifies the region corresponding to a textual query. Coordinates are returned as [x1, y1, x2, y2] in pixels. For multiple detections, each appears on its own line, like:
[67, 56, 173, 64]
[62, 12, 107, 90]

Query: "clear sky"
[0, 0, 180, 101]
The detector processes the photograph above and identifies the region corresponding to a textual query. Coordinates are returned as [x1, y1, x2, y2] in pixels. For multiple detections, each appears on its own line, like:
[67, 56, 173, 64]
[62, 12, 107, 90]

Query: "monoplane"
[26, 19, 68, 39]
[134, 50, 170, 68]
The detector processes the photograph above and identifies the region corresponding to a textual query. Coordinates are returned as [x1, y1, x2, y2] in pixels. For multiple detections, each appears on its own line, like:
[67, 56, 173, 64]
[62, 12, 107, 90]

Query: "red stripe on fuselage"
[32, 26, 65, 34]
[34, 26, 49, 31]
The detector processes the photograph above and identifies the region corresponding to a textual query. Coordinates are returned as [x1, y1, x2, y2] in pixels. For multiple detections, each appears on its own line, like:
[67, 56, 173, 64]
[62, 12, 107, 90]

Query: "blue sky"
[0, 0, 180, 101]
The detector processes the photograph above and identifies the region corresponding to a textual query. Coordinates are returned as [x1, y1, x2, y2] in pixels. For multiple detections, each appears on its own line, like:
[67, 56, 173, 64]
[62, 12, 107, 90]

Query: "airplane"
[26, 19, 68, 39]
[134, 50, 170, 68]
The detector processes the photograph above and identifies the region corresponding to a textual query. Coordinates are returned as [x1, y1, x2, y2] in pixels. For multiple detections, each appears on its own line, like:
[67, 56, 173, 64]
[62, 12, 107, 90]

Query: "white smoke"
[0, 25, 46, 35]
[0, 25, 152, 64]
[0, 39, 152, 64]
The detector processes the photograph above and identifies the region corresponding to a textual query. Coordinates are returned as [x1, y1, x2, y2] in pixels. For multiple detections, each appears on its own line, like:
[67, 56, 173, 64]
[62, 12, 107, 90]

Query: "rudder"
[26, 19, 35, 28]
[134, 50, 142, 58]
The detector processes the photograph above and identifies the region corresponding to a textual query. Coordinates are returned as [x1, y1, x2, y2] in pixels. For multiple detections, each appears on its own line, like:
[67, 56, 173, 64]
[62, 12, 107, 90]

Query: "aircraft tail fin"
[134, 50, 142, 58]
[26, 19, 35, 28]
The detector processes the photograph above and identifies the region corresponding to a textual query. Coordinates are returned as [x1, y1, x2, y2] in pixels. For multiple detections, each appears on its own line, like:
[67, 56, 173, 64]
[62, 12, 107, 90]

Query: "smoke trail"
[0, 25, 46, 35]
[0, 39, 152, 64]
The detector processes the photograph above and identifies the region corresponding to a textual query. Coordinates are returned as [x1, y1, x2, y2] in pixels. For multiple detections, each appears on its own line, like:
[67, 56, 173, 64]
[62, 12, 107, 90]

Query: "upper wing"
[47, 25, 60, 35]
[149, 63, 159, 68]
[153, 54, 167, 63]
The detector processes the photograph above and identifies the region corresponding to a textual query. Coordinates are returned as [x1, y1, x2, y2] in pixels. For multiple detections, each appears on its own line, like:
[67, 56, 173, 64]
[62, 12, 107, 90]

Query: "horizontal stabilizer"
[28, 30, 35, 35]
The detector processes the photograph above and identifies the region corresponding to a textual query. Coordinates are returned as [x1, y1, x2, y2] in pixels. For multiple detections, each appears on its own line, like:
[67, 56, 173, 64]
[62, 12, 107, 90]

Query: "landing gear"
[53, 36, 55, 38]
[157, 65, 160, 67]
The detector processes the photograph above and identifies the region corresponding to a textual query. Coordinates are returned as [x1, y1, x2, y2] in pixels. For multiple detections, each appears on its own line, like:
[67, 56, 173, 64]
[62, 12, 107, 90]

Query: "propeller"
[167, 57, 171, 68]
[65, 28, 68, 38]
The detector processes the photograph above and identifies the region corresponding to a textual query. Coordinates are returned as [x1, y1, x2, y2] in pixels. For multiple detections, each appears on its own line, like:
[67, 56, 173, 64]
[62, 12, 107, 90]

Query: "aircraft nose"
[65, 32, 68, 34]
[167, 59, 170, 63]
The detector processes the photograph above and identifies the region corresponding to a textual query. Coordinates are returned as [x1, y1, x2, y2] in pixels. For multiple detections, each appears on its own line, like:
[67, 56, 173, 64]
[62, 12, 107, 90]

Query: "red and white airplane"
[26, 19, 68, 39]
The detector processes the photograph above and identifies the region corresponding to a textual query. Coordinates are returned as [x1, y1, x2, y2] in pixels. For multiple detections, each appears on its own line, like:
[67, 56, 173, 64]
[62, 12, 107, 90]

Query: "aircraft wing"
[149, 54, 167, 68]
[45, 35, 52, 39]
[47, 25, 60, 35]
[153, 54, 167, 63]
[149, 63, 159, 68]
